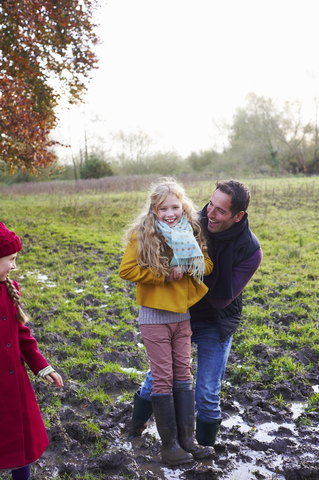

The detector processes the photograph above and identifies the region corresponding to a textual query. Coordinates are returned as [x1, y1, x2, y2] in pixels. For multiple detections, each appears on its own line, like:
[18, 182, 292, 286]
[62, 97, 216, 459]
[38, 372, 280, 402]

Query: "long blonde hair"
[5, 277, 29, 324]
[125, 177, 208, 277]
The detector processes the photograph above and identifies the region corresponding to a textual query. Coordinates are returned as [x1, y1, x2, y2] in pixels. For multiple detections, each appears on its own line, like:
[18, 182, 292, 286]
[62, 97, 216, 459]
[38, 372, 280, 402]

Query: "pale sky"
[54, 0, 319, 159]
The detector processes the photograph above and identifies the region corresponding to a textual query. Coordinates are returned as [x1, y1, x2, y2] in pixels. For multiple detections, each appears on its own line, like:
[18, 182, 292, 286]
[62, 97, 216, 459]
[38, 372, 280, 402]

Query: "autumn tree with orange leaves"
[0, 0, 100, 173]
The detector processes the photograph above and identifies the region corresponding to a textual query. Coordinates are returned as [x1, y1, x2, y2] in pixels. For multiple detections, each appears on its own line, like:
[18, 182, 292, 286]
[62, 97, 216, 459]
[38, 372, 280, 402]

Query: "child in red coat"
[0, 222, 63, 480]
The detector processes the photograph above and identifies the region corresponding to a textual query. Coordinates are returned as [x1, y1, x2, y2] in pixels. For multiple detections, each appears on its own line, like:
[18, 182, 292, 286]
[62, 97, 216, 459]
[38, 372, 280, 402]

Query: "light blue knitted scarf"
[156, 213, 205, 284]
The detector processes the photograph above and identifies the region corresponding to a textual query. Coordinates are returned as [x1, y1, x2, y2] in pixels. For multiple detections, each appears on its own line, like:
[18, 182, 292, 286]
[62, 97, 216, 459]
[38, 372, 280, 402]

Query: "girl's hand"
[167, 266, 185, 282]
[45, 371, 64, 387]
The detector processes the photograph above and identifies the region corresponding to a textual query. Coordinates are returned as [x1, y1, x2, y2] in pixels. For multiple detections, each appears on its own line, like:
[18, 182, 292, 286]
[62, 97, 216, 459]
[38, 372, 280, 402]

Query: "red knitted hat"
[0, 222, 22, 258]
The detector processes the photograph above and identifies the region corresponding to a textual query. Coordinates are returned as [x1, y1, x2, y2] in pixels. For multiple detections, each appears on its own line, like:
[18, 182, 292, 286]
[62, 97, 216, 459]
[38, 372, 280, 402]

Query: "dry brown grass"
[0, 173, 209, 196]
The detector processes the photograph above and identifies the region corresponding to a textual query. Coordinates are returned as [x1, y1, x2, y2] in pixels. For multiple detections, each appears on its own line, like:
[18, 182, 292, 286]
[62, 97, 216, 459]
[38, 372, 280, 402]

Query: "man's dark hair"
[215, 180, 251, 215]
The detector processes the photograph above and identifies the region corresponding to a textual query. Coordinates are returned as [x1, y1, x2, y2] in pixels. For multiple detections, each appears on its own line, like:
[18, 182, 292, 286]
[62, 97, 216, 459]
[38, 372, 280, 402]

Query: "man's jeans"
[140, 321, 233, 421]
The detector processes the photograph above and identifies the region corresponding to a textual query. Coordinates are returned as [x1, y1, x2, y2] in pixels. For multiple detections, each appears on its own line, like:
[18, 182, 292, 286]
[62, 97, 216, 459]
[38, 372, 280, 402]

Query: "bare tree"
[228, 94, 315, 173]
[111, 128, 156, 166]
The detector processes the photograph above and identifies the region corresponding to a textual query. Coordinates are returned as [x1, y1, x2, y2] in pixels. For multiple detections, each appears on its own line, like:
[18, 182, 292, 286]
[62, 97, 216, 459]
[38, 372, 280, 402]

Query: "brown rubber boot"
[174, 389, 215, 459]
[151, 393, 193, 465]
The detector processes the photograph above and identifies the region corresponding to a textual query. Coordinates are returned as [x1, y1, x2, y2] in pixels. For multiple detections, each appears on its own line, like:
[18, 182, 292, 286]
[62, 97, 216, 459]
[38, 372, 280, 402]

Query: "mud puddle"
[125, 406, 289, 480]
[22, 380, 319, 480]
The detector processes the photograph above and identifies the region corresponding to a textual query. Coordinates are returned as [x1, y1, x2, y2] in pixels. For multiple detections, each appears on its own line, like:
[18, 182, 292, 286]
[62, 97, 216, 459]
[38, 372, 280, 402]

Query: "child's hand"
[167, 266, 185, 282]
[45, 371, 64, 387]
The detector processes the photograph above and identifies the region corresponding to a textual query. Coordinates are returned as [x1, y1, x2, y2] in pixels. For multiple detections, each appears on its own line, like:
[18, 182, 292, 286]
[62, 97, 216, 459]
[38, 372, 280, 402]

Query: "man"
[128, 180, 262, 447]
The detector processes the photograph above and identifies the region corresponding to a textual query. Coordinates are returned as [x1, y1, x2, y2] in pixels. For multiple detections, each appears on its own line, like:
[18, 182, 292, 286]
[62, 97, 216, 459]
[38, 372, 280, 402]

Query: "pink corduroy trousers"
[140, 319, 192, 394]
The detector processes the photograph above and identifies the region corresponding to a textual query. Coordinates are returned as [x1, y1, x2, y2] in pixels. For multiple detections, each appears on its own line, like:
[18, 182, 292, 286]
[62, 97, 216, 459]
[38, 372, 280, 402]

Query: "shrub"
[80, 153, 113, 179]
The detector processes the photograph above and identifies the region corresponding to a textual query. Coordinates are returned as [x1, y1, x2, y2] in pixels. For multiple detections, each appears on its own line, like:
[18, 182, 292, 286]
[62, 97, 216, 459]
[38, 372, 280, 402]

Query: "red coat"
[0, 280, 49, 469]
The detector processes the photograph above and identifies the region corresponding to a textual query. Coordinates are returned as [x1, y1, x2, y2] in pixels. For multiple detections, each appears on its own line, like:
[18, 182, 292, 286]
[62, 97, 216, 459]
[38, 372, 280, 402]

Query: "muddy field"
[3, 268, 319, 480]
[35, 371, 319, 480]
[31, 320, 319, 480]
[1, 178, 319, 480]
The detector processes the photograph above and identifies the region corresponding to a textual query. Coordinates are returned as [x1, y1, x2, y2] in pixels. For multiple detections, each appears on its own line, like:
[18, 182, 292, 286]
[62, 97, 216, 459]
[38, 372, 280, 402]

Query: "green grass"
[304, 392, 319, 413]
[1, 175, 319, 478]
[1, 177, 319, 380]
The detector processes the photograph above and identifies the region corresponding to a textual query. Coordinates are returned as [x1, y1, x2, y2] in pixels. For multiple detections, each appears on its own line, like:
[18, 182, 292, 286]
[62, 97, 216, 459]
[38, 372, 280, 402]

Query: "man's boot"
[151, 393, 193, 465]
[128, 390, 153, 440]
[173, 389, 215, 459]
[196, 416, 222, 446]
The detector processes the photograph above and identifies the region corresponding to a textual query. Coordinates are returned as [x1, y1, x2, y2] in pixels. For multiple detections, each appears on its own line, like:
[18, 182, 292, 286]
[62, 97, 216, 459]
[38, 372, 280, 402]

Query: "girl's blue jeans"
[140, 321, 233, 422]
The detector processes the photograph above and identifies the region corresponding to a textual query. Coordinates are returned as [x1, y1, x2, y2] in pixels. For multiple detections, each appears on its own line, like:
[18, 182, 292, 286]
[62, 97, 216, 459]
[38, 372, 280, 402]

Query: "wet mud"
[2, 284, 319, 479]
[32, 337, 319, 479]
[28, 374, 319, 480]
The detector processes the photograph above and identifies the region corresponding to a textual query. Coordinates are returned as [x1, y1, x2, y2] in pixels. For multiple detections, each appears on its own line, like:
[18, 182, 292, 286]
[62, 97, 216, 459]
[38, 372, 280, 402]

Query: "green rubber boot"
[173, 389, 215, 459]
[151, 393, 193, 465]
[127, 390, 153, 440]
[196, 416, 222, 446]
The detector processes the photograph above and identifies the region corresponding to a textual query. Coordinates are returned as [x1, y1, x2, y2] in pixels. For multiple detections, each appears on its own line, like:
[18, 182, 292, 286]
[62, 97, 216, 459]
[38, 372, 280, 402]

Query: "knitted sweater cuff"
[38, 365, 55, 378]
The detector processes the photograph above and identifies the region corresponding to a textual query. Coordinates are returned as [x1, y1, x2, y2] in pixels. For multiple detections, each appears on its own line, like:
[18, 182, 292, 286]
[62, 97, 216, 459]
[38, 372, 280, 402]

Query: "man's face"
[206, 189, 244, 233]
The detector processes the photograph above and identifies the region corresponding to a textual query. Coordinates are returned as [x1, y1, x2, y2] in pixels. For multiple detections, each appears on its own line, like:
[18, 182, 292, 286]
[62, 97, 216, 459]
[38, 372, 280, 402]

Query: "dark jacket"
[190, 207, 261, 343]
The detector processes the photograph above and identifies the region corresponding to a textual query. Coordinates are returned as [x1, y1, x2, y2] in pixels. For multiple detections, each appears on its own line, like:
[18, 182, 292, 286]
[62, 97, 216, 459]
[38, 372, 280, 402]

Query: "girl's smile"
[157, 194, 183, 227]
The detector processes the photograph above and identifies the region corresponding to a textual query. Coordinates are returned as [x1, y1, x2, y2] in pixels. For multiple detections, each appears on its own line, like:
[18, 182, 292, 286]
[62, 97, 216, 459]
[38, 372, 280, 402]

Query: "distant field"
[1, 175, 319, 478]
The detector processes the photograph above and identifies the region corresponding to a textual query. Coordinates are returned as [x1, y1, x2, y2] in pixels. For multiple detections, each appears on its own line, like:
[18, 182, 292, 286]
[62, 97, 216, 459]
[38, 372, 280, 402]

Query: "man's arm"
[207, 248, 263, 309]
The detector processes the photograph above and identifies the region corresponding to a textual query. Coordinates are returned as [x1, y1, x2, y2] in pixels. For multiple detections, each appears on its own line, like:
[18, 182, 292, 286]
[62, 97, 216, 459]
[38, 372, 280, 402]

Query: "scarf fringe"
[175, 255, 205, 285]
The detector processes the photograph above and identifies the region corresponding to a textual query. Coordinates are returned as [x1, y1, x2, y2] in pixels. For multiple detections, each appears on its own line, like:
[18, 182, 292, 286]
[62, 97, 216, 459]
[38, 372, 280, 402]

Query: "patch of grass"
[81, 417, 101, 435]
[227, 362, 261, 383]
[43, 394, 62, 427]
[303, 392, 319, 413]
[265, 355, 306, 383]
[77, 386, 112, 405]
[89, 437, 109, 457]
[272, 393, 286, 407]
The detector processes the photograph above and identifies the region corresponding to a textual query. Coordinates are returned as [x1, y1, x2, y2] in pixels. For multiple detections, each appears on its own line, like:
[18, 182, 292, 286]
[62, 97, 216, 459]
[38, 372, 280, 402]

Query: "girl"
[0, 222, 63, 480]
[119, 177, 214, 465]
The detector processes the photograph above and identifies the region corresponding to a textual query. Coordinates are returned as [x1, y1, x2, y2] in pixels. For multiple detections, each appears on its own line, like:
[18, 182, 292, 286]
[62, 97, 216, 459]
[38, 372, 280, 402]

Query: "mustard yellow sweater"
[119, 237, 213, 314]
